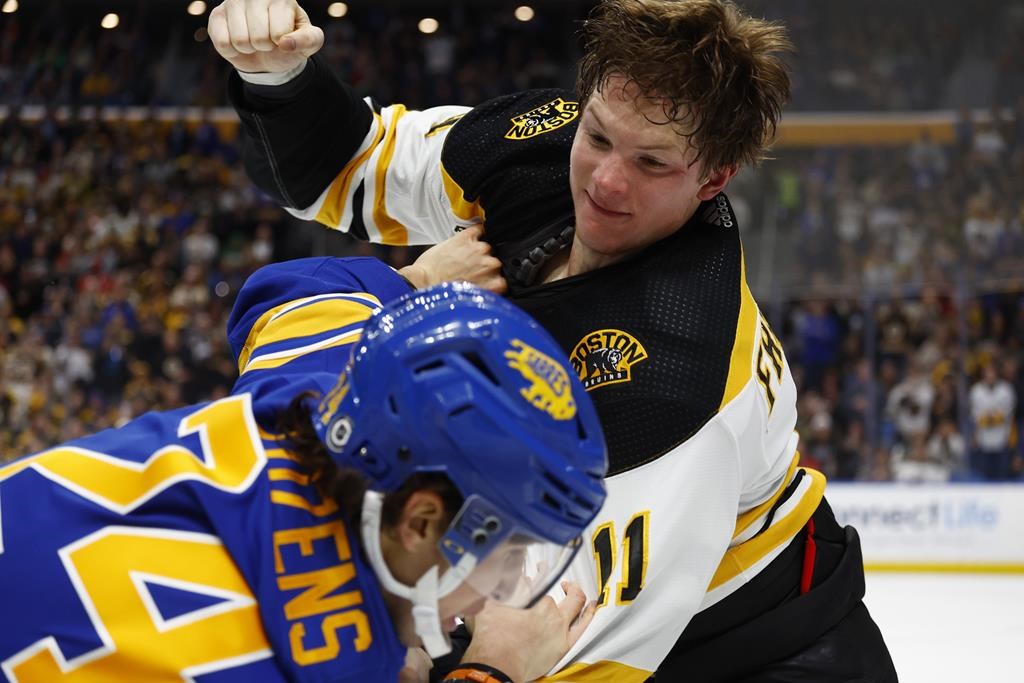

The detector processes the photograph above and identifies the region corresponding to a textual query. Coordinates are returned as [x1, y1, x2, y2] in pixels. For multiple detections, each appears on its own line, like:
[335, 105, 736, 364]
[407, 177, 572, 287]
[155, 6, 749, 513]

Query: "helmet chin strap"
[360, 491, 478, 658]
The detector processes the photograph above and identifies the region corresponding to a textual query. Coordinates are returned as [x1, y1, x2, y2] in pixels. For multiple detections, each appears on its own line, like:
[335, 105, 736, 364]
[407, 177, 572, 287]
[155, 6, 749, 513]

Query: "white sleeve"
[541, 419, 742, 681]
[286, 100, 475, 246]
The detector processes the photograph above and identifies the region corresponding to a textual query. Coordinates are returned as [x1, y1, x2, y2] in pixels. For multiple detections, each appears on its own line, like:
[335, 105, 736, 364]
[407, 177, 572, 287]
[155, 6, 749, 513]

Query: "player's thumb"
[279, 25, 324, 56]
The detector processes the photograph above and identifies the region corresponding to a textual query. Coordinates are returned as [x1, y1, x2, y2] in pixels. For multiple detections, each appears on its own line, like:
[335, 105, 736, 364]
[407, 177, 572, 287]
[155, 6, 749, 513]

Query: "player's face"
[569, 74, 735, 262]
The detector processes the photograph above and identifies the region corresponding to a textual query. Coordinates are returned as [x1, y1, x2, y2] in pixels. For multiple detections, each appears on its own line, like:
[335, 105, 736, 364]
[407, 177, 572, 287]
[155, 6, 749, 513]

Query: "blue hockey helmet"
[313, 281, 607, 641]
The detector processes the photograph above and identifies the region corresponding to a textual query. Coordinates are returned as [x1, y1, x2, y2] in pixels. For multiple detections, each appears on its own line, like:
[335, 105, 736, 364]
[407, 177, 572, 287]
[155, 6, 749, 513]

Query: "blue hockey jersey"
[0, 257, 413, 682]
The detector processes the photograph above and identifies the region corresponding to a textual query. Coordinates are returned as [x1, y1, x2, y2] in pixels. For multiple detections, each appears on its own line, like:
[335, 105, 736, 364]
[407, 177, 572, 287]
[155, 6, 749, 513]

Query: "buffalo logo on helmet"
[504, 97, 580, 141]
[504, 339, 576, 420]
[570, 329, 648, 390]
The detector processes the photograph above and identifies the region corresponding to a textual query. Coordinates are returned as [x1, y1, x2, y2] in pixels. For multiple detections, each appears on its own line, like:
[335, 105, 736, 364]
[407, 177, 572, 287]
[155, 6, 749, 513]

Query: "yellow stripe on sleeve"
[250, 298, 374, 353]
[440, 162, 486, 224]
[732, 452, 801, 540]
[258, 426, 284, 441]
[373, 105, 410, 245]
[719, 250, 757, 410]
[708, 467, 826, 591]
[315, 112, 386, 230]
[265, 447, 301, 463]
[242, 329, 364, 375]
[238, 295, 380, 374]
[539, 660, 652, 683]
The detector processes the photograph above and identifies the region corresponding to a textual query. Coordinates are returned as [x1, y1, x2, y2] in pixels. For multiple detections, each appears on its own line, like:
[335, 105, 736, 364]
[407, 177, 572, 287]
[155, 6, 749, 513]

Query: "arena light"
[1, 0, 17, 15]
[187, 1, 207, 17]
[418, 17, 439, 34]
[327, 2, 347, 18]
[101, 13, 120, 29]
[514, 5, 535, 22]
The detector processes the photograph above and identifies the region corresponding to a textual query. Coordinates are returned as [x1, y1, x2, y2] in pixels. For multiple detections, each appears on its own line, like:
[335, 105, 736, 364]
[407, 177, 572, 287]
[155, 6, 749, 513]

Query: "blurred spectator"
[969, 361, 1017, 480]
[0, 0, 1014, 111]
[892, 434, 953, 484]
[886, 359, 935, 446]
[794, 298, 843, 392]
[2, 2, 1023, 484]
[928, 418, 968, 480]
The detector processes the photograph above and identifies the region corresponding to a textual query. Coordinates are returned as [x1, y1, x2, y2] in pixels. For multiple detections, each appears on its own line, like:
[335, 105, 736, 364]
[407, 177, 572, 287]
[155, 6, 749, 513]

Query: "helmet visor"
[439, 495, 582, 610]
[458, 532, 581, 609]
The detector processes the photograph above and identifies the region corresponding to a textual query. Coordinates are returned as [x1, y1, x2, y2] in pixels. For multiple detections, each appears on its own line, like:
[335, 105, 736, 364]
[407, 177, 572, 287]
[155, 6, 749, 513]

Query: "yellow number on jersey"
[3, 527, 271, 681]
[0, 394, 266, 513]
[0, 395, 273, 681]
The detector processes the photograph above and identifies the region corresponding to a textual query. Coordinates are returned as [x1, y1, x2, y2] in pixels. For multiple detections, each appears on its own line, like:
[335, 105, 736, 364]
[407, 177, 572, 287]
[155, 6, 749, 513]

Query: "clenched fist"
[208, 0, 324, 74]
[399, 225, 508, 294]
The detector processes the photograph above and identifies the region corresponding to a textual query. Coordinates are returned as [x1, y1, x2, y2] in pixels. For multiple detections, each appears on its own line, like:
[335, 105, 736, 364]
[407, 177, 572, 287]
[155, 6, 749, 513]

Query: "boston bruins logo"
[570, 329, 648, 390]
[505, 98, 580, 140]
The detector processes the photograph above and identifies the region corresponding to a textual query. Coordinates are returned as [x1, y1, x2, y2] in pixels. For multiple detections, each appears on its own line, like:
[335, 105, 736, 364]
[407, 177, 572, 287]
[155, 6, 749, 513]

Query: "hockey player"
[210, 0, 897, 679]
[0, 254, 608, 683]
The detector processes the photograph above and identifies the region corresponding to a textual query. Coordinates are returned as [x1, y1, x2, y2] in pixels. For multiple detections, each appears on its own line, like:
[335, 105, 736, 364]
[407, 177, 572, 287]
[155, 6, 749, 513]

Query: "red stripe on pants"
[800, 518, 817, 595]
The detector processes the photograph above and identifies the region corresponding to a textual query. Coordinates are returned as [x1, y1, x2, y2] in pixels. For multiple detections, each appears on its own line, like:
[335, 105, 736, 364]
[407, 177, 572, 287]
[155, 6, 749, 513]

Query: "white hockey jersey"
[231, 70, 823, 681]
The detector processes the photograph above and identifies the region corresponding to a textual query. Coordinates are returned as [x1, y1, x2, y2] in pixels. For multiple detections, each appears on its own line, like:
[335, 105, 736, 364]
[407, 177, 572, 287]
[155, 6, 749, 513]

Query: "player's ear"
[395, 490, 447, 553]
[697, 164, 738, 200]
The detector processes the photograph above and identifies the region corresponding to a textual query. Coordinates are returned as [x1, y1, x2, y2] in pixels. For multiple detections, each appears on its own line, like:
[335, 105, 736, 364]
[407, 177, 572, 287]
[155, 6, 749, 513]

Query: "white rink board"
[827, 483, 1024, 569]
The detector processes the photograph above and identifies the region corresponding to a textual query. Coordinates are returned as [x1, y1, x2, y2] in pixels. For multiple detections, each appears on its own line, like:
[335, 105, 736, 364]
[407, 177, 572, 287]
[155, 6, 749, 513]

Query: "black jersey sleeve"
[227, 55, 373, 210]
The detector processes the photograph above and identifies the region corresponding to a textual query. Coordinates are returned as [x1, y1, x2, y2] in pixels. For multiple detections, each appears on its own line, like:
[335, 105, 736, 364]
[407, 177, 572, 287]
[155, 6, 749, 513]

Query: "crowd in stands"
[0, 108, 415, 459]
[1, 1, 1022, 482]
[761, 103, 1024, 483]
[2, 103, 1022, 481]
[1, 0, 1022, 111]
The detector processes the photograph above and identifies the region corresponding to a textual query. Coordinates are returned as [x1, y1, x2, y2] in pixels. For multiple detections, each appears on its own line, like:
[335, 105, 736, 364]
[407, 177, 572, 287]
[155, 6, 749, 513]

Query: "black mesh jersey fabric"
[441, 89, 577, 265]
[512, 196, 744, 476]
[440, 90, 745, 475]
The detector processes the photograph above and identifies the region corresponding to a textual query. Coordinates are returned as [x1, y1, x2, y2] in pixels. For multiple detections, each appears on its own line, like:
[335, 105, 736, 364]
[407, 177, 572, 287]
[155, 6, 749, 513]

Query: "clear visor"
[455, 532, 581, 609]
[438, 495, 583, 610]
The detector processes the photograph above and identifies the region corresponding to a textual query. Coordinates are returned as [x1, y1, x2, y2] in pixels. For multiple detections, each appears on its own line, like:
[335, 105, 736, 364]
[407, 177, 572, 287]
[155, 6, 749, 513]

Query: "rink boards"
[828, 483, 1024, 573]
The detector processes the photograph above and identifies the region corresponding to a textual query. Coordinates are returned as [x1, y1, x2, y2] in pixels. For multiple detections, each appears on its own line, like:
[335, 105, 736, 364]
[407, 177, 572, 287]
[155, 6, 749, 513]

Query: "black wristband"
[441, 663, 514, 683]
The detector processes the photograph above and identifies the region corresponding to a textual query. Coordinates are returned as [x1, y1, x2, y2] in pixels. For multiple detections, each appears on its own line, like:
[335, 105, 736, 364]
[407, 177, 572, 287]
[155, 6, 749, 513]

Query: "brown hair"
[277, 391, 463, 527]
[576, 0, 793, 172]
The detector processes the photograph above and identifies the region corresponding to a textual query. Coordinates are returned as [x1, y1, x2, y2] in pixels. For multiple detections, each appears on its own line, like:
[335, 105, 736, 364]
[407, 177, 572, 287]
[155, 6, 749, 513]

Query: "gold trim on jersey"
[316, 112, 385, 230]
[540, 659, 651, 683]
[258, 426, 284, 441]
[266, 447, 301, 463]
[733, 453, 800, 539]
[373, 105, 410, 245]
[425, 113, 465, 138]
[440, 163, 486, 223]
[719, 250, 757, 410]
[238, 294, 380, 373]
[708, 464, 826, 591]
[242, 329, 363, 374]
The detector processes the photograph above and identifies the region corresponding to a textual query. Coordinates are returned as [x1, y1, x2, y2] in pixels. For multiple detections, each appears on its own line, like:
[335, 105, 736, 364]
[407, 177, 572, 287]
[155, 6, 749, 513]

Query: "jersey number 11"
[591, 511, 650, 607]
